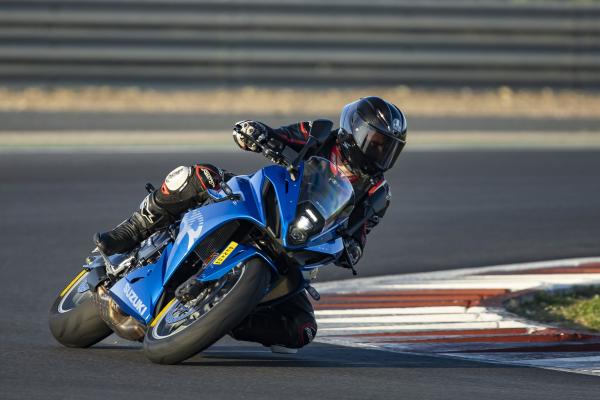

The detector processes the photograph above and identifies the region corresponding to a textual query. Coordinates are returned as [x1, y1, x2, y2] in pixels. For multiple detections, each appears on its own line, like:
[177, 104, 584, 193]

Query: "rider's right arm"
[269, 122, 311, 152]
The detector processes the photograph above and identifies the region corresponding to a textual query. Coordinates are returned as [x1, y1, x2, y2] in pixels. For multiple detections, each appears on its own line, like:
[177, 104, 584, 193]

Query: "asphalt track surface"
[1, 150, 600, 399]
[2, 111, 599, 132]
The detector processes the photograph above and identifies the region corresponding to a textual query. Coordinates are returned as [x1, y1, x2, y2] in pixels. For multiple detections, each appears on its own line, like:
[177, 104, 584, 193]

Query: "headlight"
[288, 203, 323, 245]
[295, 215, 313, 231]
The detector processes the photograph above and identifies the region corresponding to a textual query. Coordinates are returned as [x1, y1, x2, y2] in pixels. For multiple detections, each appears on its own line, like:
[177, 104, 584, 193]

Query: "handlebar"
[233, 119, 332, 180]
[233, 125, 299, 176]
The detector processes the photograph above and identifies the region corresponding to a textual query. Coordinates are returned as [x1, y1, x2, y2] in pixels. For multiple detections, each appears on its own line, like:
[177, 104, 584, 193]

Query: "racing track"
[1, 150, 600, 399]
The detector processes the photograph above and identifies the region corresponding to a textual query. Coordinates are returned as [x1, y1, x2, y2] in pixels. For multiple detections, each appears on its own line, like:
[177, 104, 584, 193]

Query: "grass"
[507, 287, 600, 332]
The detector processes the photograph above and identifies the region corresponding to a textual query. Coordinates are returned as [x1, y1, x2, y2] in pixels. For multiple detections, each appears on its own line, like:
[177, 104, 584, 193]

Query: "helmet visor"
[352, 116, 405, 171]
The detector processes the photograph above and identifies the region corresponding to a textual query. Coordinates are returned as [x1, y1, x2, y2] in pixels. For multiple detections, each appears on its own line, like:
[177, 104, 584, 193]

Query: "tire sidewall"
[143, 258, 271, 364]
[48, 271, 112, 348]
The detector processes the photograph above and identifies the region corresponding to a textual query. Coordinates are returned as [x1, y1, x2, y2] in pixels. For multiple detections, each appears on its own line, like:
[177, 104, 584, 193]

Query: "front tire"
[49, 270, 112, 348]
[143, 258, 271, 364]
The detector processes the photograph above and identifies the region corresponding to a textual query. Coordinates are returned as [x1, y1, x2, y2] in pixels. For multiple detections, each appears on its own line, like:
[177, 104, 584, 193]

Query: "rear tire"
[49, 270, 112, 348]
[143, 258, 271, 364]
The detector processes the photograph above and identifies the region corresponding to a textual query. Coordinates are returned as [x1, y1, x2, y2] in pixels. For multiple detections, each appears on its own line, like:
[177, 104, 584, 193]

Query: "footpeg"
[93, 233, 117, 276]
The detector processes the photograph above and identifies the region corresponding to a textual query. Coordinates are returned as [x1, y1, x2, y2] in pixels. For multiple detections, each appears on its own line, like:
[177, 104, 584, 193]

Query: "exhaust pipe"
[93, 286, 146, 341]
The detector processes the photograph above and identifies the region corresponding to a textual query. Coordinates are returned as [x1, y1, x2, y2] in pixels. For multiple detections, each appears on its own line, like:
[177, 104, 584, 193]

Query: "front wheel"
[49, 270, 112, 348]
[143, 258, 271, 364]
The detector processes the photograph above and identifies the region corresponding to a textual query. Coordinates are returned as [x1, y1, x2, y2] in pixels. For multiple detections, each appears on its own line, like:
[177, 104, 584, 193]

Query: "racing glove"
[233, 120, 270, 152]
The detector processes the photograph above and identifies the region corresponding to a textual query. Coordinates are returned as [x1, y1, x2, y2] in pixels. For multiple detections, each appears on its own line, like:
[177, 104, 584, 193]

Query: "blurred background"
[1, 0, 599, 283]
[0, 0, 599, 87]
[1, 0, 599, 146]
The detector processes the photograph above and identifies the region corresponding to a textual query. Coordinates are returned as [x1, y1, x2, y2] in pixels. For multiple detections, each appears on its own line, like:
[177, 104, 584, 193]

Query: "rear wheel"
[143, 258, 271, 364]
[49, 270, 112, 348]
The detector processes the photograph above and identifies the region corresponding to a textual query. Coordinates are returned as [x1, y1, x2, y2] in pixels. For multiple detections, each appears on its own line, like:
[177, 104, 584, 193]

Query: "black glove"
[233, 120, 270, 152]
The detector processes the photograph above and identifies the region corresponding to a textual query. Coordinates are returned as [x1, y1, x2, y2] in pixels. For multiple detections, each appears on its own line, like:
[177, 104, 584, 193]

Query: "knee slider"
[290, 317, 317, 349]
[163, 166, 192, 193]
[302, 321, 317, 347]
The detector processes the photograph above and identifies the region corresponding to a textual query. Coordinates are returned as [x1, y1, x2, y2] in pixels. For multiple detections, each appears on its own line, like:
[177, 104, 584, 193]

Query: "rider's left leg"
[95, 163, 226, 256]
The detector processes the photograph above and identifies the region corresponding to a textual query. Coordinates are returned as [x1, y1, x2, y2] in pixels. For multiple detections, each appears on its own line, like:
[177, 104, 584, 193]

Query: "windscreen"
[297, 156, 355, 228]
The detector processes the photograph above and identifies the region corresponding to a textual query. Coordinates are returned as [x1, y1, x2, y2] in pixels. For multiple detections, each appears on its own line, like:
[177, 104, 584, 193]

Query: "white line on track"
[315, 306, 487, 316]
[317, 320, 537, 334]
[447, 354, 600, 377]
[313, 257, 600, 294]
[317, 313, 504, 325]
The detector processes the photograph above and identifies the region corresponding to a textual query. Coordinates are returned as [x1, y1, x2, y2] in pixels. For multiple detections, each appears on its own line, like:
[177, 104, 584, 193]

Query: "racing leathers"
[96, 120, 390, 350]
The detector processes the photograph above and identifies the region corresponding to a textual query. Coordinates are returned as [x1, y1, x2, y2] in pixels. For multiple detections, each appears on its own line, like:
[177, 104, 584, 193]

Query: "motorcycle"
[49, 120, 386, 364]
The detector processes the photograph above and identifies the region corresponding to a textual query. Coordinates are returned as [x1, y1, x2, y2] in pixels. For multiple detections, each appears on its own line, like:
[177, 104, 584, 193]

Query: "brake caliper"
[175, 278, 205, 303]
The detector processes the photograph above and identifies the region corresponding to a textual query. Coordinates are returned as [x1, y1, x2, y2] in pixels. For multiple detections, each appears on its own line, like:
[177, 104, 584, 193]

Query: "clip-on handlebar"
[233, 125, 301, 179]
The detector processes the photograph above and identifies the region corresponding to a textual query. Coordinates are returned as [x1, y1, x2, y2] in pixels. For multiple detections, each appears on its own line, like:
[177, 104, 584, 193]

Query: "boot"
[96, 193, 173, 256]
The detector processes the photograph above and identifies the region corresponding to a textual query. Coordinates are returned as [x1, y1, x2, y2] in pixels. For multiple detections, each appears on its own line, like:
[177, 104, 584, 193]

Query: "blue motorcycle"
[49, 120, 370, 364]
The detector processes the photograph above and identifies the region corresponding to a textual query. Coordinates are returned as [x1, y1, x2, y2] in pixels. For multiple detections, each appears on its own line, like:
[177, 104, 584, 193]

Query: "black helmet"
[338, 96, 407, 174]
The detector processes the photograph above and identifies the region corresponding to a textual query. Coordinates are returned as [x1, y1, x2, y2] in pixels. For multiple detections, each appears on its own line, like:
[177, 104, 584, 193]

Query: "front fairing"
[108, 243, 173, 324]
[297, 157, 355, 228]
[164, 159, 353, 260]
[286, 157, 355, 250]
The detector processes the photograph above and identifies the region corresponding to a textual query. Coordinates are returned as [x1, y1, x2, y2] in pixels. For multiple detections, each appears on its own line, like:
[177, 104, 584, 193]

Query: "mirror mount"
[291, 119, 333, 167]
[205, 170, 241, 203]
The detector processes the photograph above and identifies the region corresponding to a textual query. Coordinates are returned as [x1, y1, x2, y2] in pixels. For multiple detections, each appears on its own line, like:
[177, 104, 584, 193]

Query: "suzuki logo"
[124, 282, 148, 316]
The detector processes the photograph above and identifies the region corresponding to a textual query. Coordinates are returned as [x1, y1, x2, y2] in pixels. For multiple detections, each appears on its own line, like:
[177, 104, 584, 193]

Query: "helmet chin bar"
[338, 135, 380, 176]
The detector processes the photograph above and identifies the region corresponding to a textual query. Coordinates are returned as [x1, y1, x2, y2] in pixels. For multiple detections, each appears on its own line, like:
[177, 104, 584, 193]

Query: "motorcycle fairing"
[108, 243, 173, 324]
[103, 167, 290, 324]
[302, 238, 345, 266]
[164, 164, 304, 282]
[101, 161, 350, 325]
[196, 242, 276, 282]
[261, 164, 302, 248]
[286, 219, 348, 253]
[164, 173, 266, 284]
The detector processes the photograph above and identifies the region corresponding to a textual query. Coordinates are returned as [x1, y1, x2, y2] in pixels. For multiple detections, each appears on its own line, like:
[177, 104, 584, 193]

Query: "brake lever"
[234, 126, 297, 178]
[341, 241, 358, 276]
[234, 126, 263, 151]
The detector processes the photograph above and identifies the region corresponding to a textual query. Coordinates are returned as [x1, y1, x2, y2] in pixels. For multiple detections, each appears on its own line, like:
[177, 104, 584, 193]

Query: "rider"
[96, 96, 407, 351]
